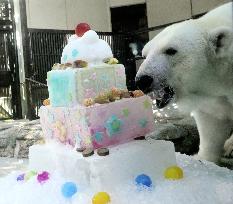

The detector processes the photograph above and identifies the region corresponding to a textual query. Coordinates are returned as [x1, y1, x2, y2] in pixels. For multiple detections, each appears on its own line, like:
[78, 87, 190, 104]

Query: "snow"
[0, 148, 233, 204]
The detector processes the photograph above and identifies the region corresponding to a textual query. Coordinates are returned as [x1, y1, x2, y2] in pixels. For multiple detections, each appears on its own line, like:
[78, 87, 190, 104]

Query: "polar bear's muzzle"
[135, 75, 174, 108]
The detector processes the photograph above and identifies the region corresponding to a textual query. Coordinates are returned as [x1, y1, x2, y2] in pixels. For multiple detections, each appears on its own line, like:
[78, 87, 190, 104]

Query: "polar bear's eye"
[164, 48, 177, 56]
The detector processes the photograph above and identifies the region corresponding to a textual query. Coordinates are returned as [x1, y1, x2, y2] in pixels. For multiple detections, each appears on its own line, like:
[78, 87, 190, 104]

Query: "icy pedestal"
[29, 140, 176, 191]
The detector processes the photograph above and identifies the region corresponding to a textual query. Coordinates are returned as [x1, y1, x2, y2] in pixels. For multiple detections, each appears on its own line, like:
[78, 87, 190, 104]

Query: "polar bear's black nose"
[135, 75, 153, 93]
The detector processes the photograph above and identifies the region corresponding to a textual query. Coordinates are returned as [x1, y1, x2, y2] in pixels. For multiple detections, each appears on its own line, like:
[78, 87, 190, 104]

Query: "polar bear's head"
[136, 20, 233, 109]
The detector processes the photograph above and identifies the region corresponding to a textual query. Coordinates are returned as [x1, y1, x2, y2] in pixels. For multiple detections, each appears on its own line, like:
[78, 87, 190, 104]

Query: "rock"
[151, 123, 188, 140]
[0, 138, 9, 148]
[150, 120, 199, 155]
[220, 157, 233, 170]
[151, 101, 200, 155]
[16, 139, 42, 158]
[0, 146, 14, 157]
[0, 119, 43, 158]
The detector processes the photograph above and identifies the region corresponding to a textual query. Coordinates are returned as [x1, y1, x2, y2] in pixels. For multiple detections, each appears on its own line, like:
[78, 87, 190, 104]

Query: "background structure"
[0, 0, 231, 120]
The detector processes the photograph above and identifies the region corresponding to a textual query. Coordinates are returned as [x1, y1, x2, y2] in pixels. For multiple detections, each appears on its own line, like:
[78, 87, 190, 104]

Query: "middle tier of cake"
[39, 95, 155, 149]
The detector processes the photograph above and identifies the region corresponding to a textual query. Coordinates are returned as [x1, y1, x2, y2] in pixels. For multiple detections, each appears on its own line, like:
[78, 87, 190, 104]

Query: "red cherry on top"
[75, 23, 91, 37]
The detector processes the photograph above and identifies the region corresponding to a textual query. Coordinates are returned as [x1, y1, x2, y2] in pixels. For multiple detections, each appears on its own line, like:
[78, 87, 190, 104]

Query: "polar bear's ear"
[209, 27, 233, 56]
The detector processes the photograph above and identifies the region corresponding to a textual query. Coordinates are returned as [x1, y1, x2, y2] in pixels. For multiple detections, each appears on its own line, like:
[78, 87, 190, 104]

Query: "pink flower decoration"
[90, 72, 97, 80]
[85, 88, 95, 98]
[37, 171, 49, 184]
[116, 68, 124, 77]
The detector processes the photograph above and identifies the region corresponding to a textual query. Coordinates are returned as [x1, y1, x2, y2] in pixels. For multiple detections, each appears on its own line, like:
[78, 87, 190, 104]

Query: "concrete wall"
[109, 0, 145, 8]
[146, 0, 191, 39]
[26, 0, 231, 33]
[26, 0, 67, 30]
[26, 0, 111, 31]
[147, 0, 191, 28]
[147, 0, 231, 39]
[191, 0, 231, 15]
[65, 0, 111, 31]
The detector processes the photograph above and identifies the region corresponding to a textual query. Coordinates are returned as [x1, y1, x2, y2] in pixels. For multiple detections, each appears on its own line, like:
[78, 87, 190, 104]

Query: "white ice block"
[29, 139, 176, 191]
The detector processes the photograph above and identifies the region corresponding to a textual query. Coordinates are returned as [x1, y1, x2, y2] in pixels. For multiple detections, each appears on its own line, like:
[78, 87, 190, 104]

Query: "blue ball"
[61, 182, 78, 198]
[135, 174, 152, 187]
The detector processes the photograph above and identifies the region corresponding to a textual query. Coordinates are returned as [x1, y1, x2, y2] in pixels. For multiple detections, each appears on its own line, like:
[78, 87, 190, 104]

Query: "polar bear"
[135, 2, 233, 163]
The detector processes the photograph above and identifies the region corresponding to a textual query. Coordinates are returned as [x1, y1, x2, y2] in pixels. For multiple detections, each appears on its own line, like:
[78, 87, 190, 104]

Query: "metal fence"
[0, 0, 21, 119]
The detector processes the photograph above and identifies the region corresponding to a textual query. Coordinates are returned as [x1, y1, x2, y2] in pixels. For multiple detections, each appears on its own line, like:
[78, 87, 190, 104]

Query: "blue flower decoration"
[47, 110, 54, 122]
[62, 54, 68, 63]
[139, 118, 148, 128]
[72, 49, 79, 58]
[94, 132, 103, 142]
[48, 128, 53, 138]
[75, 132, 81, 141]
[100, 75, 110, 84]
[105, 115, 122, 137]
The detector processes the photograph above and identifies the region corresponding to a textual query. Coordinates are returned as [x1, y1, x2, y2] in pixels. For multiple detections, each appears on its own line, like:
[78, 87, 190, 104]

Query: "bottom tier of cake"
[29, 139, 176, 191]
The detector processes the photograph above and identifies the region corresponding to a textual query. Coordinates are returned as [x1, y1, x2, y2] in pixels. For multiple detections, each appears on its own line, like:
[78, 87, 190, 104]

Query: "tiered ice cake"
[30, 23, 176, 191]
[40, 24, 156, 149]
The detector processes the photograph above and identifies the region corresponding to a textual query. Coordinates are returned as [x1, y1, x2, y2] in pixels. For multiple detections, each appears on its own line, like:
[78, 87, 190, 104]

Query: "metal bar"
[17, 0, 33, 119]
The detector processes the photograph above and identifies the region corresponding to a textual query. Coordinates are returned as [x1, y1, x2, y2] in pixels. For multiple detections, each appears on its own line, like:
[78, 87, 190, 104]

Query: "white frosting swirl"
[61, 30, 113, 65]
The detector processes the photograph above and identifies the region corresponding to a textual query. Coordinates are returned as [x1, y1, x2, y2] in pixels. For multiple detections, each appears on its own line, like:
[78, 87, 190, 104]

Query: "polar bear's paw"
[224, 134, 233, 158]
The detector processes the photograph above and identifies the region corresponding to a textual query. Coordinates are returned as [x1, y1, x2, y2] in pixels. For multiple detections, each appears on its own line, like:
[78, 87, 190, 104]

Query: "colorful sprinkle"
[25, 170, 37, 181]
[72, 49, 79, 58]
[37, 171, 50, 184]
[17, 174, 25, 181]
[62, 54, 68, 63]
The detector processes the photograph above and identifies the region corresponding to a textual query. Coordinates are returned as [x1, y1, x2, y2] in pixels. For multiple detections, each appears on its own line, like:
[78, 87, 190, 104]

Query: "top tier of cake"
[47, 26, 127, 107]
[61, 29, 113, 65]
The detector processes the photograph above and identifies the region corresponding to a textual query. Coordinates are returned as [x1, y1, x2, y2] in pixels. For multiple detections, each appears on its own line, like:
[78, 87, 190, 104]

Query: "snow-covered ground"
[0, 153, 232, 204]
[0, 157, 28, 177]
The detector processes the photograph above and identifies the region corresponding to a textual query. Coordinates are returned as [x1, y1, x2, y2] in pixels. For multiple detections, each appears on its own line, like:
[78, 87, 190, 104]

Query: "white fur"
[137, 2, 233, 163]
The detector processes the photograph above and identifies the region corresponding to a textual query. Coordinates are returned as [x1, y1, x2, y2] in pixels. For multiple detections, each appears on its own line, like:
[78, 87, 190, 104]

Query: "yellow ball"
[92, 192, 111, 204]
[164, 166, 184, 180]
